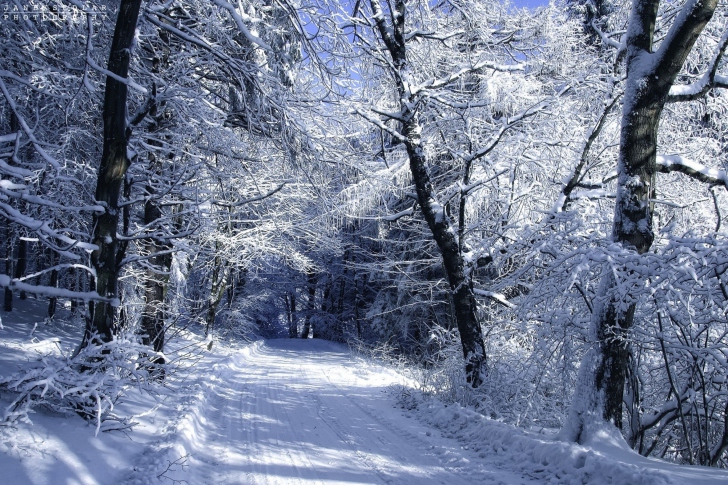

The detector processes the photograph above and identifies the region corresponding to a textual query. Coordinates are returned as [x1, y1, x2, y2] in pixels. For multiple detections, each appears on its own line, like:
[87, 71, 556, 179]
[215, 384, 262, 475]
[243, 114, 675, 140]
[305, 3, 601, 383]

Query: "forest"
[2, 0, 728, 477]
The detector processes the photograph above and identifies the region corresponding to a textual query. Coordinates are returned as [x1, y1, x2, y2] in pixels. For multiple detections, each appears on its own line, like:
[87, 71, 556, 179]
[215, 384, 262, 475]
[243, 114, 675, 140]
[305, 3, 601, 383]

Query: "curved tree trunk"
[368, 0, 486, 386]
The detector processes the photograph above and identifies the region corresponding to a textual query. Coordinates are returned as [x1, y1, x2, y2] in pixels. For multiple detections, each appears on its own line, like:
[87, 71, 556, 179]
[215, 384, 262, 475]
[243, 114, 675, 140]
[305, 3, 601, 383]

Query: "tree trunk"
[205, 249, 230, 343]
[86, 0, 143, 346]
[369, 0, 486, 386]
[140, 193, 172, 365]
[301, 270, 316, 339]
[354, 279, 362, 339]
[14, 238, 26, 300]
[3, 111, 19, 311]
[3, 227, 11, 312]
[70, 267, 79, 314]
[562, 0, 718, 443]
[47, 252, 59, 320]
[286, 292, 297, 338]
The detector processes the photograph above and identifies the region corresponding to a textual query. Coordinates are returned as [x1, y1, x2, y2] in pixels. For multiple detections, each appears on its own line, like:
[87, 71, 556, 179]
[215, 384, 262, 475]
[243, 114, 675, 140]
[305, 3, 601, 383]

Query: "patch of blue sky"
[510, 0, 551, 9]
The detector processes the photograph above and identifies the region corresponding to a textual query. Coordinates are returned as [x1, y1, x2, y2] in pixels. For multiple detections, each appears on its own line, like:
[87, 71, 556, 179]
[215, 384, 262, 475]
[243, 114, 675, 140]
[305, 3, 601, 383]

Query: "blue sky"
[511, 0, 551, 9]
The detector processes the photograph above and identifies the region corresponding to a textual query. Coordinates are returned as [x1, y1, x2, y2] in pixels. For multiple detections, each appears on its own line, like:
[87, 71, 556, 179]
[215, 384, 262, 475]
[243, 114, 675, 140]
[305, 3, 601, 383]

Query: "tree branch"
[668, 27, 728, 102]
[657, 154, 728, 188]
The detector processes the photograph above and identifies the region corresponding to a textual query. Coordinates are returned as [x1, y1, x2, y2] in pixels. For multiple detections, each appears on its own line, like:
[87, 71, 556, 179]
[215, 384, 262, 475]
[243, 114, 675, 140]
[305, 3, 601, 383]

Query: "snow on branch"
[657, 154, 728, 188]
[461, 85, 571, 165]
[0, 158, 32, 178]
[460, 169, 508, 196]
[405, 29, 465, 42]
[590, 19, 625, 51]
[668, 28, 728, 102]
[0, 78, 60, 170]
[211, 182, 288, 208]
[0, 133, 18, 143]
[0, 200, 97, 257]
[554, 89, 622, 213]
[411, 59, 525, 96]
[351, 107, 407, 142]
[370, 106, 406, 122]
[120, 249, 177, 268]
[368, 0, 397, 53]
[211, 0, 273, 52]
[0, 274, 113, 303]
[144, 11, 237, 70]
[382, 206, 414, 221]
[569, 189, 616, 201]
[473, 288, 515, 308]
[0, 334, 164, 434]
[85, 56, 148, 94]
[0, 180, 104, 213]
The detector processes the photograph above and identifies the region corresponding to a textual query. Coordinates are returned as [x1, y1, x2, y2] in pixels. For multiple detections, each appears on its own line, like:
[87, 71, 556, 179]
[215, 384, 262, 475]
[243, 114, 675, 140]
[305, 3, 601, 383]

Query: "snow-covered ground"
[2, 301, 728, 484]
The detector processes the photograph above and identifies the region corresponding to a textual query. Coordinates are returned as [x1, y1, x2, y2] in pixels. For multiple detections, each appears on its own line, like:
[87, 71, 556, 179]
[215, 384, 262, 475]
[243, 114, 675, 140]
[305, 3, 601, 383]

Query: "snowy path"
[158, 339, 532, 485]
[7, 324, 726, 485]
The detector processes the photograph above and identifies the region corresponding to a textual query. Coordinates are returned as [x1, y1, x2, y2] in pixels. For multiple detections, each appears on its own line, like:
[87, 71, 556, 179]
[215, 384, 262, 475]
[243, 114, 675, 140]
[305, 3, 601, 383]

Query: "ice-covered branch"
[382, 206, 414, 221]
[0, 200, 97, 258]
[460, 169, 508, 196]
[462, 86, 571, 165]
[555, 90, 622, 213]
[210, 182, 287, 207]
[590, 19, 625, 51]
[0, 181, 104, 213]
[405, 29, 465, 42]
[653, 0, 719, 93]
[85, 55, 148, 94]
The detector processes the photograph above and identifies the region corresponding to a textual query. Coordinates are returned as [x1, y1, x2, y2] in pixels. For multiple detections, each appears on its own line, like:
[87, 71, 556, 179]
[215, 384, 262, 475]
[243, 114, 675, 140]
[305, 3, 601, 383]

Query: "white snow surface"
[2, 302, 728, 485]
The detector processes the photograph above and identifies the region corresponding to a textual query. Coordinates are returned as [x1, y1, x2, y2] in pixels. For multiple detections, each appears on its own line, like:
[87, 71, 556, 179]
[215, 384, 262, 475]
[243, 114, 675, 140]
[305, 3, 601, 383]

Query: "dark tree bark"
[86, 0, 143, 345]
[3, 111, 19, 311]
[14, 238, 26, 300]
[140, 192, 172, 364]
[285, 291, 297, 338]
[563, 0, 719, 443]
[204, 247, 230, 345]
[301, 270, 316, 339]
[47, 251, 59, 320]
[3, 228, 11, 312]
[368, 0, 486, 386]
[70, 267, 79, 315]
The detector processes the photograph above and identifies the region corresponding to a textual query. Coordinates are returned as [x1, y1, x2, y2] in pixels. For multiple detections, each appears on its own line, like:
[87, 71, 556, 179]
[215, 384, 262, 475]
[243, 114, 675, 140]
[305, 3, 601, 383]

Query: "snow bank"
[402, 390, 676, 485]
[120, 341, 264, 485]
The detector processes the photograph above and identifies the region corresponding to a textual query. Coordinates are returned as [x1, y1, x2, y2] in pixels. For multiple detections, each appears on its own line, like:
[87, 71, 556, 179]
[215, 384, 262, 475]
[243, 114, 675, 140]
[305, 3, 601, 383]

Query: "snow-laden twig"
[0, 334, 166, 435]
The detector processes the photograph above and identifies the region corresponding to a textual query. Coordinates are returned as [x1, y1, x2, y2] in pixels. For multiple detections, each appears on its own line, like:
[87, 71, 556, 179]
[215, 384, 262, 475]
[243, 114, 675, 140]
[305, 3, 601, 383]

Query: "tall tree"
[355, 0, 497, 385]
[563, 0, 728, 443]
[87, 0, 146, 345]
[345, 0, 564, 386]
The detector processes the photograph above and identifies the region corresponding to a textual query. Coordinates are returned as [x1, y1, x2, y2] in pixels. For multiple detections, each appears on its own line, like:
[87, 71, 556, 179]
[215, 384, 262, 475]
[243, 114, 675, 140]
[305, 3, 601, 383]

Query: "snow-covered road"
[159, 338, 532, 485]
[6, 321, 728, 485]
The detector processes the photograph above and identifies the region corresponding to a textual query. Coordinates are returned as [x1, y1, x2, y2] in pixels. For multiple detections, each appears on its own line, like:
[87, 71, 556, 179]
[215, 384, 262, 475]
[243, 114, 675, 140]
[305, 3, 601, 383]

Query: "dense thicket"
[2, 0, 728, 468]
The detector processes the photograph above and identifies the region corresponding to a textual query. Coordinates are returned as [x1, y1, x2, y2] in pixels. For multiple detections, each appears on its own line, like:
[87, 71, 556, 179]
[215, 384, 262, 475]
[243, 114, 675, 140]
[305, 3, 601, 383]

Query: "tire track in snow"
[131, 339, 535, 485]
